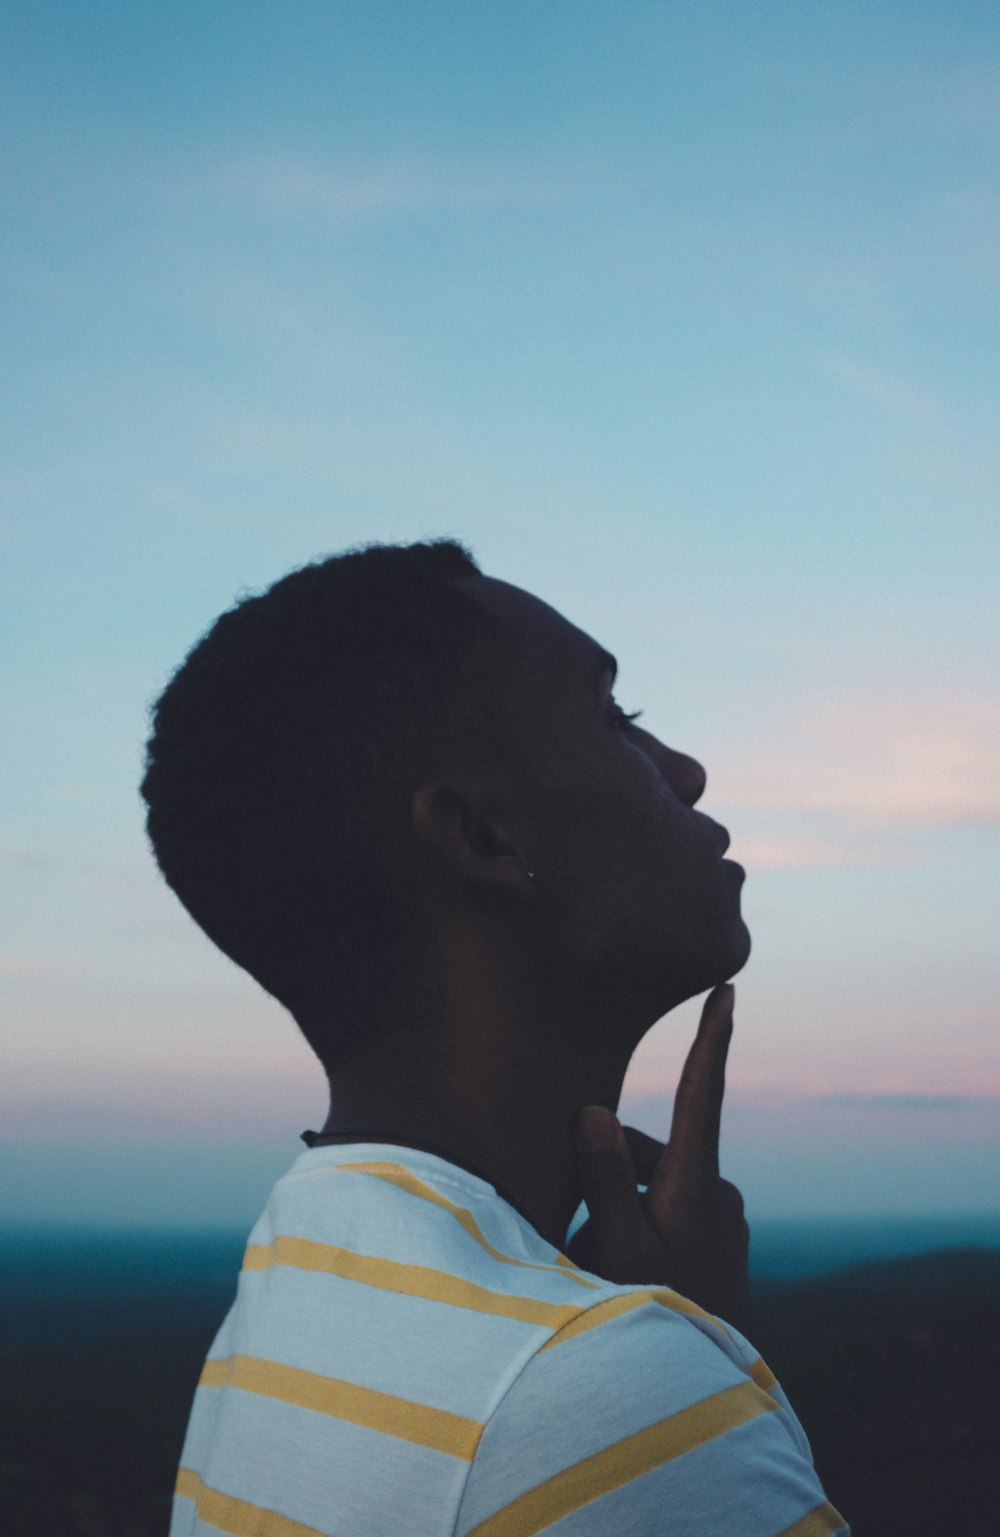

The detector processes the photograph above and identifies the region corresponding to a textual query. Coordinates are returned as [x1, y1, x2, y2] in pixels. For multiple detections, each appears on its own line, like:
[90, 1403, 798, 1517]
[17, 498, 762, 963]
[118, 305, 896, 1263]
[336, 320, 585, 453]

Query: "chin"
[722, 918, 752, 979]
[677, 918, 752, 1003]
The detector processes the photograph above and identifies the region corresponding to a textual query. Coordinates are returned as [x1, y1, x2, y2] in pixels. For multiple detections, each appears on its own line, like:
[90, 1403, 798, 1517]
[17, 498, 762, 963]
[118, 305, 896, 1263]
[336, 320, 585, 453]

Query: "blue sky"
[3, 0, 998, 1226]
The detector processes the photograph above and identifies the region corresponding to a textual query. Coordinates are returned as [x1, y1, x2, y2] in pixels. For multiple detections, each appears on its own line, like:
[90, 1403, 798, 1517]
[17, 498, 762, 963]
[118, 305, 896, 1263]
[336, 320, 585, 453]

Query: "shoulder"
[454, 1286, 849, 1537]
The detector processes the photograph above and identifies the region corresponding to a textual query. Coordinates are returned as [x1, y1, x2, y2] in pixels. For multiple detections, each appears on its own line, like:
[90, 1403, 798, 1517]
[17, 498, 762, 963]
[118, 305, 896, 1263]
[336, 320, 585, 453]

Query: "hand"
[567, 983, 750, 1333]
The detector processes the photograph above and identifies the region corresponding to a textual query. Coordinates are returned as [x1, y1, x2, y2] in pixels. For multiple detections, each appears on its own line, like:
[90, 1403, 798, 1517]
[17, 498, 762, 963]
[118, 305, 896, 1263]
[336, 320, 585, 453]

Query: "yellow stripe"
[175, 1468, 326, 1537]
[749, 1354, 778, 1391]
[776, 1501, 849, 1537]
[246, 1234, 777, 1389]
[243, 1234, 580, 1330]
[538, 1286, 733, 1352]
[338, 1162, 599, 1289]
[538, 1289, 777, 1392]
[199, 1353, 481, 1461]
[464, 1380, 776, 1537]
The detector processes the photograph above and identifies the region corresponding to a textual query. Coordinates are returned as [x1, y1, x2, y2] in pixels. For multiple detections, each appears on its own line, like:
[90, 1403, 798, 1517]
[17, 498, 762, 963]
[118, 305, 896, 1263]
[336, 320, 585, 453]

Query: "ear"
[410, 781, 534, 897]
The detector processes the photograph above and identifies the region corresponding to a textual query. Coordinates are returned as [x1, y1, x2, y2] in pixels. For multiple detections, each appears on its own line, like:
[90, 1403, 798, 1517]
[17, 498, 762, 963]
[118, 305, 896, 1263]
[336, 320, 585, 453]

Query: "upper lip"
[701, 815, 730, 856]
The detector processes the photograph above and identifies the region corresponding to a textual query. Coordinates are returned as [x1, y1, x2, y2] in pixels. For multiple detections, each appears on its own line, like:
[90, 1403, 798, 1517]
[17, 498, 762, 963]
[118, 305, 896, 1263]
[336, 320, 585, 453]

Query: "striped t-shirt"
[171, 1143, 848, 1536]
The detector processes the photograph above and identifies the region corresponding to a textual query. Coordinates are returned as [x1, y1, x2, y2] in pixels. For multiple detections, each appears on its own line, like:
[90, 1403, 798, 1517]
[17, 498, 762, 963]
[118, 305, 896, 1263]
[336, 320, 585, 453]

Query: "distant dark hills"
[750, 1248, 1000, 1536]
[1, 1229, 998, 1536]
[1, 1229, 242, 1537]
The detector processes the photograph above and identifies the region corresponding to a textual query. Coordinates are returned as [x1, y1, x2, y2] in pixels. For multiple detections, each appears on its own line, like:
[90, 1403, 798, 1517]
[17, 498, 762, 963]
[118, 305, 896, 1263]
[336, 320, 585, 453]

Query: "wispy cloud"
[0, 954, 78, 983]
[713, 689, 1000, 826]
[621, 1086, 1000, 1120]
[2, 1056, 322, 1143]
[814, 1093, 991, 1112]
[818, 351, 943, 426]
[873, 62, 1000, 132]
[223, 154, 562, 220]
[728, 834, 921, 871]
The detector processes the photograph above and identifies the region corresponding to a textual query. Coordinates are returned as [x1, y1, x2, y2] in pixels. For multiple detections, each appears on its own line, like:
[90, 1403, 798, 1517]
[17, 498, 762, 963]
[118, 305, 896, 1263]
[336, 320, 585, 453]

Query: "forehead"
[463, 574, 615, 694]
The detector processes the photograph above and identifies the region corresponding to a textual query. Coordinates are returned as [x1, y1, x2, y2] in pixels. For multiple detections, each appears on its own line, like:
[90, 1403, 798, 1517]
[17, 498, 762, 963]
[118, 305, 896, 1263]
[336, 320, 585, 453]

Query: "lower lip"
[722, 858, 746, 879]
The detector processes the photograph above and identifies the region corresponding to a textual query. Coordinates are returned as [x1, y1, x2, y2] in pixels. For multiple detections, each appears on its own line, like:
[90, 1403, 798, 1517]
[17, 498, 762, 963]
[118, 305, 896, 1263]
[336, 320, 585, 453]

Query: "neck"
[315, 942, 652, 1248]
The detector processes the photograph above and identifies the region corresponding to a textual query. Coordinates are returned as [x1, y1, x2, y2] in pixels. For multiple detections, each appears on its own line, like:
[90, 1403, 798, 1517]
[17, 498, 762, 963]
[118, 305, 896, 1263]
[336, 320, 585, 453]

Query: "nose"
[660, 745, 707, 807]
[633, 720, 708, 806]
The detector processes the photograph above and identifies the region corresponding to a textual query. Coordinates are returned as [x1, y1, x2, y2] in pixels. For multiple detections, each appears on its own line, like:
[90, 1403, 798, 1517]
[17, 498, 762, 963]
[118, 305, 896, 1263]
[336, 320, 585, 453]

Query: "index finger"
[664, 983, 734, 1189]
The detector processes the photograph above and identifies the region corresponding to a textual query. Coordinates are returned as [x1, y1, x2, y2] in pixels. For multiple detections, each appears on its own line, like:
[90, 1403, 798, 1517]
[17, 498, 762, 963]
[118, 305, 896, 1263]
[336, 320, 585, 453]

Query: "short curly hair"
[140, 539, 515, 1067]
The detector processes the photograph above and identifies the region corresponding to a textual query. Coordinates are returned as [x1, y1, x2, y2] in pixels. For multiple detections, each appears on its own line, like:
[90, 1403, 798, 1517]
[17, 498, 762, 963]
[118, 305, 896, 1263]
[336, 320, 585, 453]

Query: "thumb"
[575, 1106, 647, 1261]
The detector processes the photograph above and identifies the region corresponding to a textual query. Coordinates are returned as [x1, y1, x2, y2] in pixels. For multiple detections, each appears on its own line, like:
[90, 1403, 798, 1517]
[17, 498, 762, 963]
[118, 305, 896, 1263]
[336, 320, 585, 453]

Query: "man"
[142, 539, 847, 1536]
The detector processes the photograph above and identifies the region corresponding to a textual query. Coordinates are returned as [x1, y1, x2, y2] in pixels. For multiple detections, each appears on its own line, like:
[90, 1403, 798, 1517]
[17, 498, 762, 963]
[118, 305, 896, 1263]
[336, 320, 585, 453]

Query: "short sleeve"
[453, 1294, 848, 1537]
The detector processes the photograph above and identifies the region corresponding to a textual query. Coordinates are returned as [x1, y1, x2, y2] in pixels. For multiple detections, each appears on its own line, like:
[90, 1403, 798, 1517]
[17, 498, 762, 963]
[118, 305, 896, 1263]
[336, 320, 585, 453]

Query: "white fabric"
[170, 1143, 848, 1537]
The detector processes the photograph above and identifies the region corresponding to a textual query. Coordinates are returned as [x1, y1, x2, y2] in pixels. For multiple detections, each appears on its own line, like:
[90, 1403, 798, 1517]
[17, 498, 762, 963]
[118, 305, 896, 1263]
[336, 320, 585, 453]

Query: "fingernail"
[578, 1106, 616, 1151]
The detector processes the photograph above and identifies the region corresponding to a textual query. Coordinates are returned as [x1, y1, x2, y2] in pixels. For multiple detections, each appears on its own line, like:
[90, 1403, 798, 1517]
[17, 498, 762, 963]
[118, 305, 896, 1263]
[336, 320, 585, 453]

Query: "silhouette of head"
[142, 540, 748, 1074]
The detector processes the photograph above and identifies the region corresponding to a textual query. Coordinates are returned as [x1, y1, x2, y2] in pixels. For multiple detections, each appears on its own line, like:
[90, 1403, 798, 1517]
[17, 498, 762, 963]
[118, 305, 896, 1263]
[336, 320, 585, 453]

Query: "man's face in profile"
[465, 574, 751, 1017]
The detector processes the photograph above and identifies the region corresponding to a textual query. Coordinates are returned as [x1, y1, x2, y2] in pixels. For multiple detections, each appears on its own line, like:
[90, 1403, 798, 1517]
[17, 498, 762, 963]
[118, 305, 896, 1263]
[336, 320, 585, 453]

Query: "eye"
[609, 701, 644, 730]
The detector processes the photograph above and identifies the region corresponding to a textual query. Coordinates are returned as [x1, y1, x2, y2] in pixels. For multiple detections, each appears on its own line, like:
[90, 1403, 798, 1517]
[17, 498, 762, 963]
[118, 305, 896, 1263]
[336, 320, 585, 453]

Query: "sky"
[2, 0, 999, 1228]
